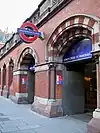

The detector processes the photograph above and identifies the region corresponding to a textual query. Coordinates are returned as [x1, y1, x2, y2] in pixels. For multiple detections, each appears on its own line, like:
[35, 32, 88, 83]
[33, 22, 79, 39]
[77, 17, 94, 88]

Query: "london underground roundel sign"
[17, 22, 44, 43]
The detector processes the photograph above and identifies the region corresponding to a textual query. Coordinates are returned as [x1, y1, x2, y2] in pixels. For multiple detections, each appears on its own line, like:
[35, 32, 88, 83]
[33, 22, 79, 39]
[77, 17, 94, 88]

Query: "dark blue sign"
[63, 39, 92, 63]
[17, 28, 42, 37]
[28, 65, 35, 71]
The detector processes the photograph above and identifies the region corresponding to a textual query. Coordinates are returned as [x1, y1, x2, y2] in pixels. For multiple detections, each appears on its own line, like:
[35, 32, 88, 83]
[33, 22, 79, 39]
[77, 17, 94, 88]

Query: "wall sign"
[56, 75, 63, 85]
[22, 78, 25, 84]
[17, 22, 44, 43]
[28, 65, 35, 72]
[63, 39, 92, 63]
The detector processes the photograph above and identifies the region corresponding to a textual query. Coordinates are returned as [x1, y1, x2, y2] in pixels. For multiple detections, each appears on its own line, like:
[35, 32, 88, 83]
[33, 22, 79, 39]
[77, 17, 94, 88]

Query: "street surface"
[0, 96, 91, 133]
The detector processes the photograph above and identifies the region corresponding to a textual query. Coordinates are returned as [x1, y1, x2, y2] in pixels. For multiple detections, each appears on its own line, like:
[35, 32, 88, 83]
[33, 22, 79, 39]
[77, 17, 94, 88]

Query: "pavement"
[0, 96, 92, 133]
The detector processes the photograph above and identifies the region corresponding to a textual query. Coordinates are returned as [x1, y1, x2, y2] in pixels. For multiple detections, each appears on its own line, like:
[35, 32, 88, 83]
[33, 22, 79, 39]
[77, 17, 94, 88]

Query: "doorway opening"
[62, 38, 97, 116]
[20, 53, 35, 104]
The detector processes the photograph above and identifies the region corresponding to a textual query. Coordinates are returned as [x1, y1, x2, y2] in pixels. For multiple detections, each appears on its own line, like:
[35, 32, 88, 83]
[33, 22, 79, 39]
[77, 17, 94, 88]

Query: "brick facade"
[0, 0, 100, 132]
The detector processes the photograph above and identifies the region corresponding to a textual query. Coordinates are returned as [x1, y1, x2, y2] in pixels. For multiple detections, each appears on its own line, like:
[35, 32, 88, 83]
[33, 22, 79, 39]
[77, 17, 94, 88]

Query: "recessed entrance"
[20, 53, 35, 104]
[62, 38, 97, 115]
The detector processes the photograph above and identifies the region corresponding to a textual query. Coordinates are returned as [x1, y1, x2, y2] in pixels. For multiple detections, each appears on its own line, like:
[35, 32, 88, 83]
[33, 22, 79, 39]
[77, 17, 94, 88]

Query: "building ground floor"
[0, 14, 100, 133]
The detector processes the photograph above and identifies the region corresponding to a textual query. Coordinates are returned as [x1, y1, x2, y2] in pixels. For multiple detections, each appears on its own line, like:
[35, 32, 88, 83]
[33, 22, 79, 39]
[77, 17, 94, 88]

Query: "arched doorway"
[1, 63, 6, 96]
[20, 53, 35, 104]
[7, 58, 14, 98]
[3, 64, 6, 88]
[62, 38, 97, 115]
[47, 14, 99, 117]
[14, 47, 38, 104]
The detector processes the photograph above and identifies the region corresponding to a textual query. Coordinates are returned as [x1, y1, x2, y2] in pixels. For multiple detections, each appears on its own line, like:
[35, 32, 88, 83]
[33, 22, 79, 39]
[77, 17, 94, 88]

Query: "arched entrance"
[62, 38, 97, 115]
[16, 47, 38, 104]
[1, 59, 14, 97]
[46, 14, 100, 117]
[7, 58, 14, 98]
[20, 53, 35, 103]
[1, 63, 6, 96]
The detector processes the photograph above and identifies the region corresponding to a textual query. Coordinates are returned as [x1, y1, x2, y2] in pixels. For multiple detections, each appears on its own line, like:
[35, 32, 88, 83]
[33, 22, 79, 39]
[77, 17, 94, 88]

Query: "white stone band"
[13, 70, 28, 75]
[15, 93, 28, 98]
[34, 96, 62, 105]
[93, 109, 100, 118]
[35, 65, 49, 72]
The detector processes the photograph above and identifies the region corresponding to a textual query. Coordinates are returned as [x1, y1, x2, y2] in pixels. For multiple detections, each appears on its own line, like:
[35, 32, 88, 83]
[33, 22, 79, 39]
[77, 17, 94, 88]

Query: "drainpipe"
[48, 62, 57, 99]
[45, 42, 48, 62]
[54, 63, 57, 99]
[48, 67, 50, 99]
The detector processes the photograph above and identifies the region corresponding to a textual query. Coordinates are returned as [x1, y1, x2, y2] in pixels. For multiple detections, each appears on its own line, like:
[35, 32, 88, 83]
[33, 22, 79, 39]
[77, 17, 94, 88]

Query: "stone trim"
[15, 93, 28, 98]
[31, 96, 63, 117]
[13, 70, 28, 75]
[34, 96, 62, 105]
[35, 62, 64, 72]
[49, 15, 98, 46]
[1, 90, 8, 98]
[47, 14, 100, 59]
[93, 42, 100, 51]
[92, 42, 100, 52]
[17, 47, 39, 68]
[35, 64, 49, 72]
[93, 109, 100, 118]
[13, 62, 64, 73]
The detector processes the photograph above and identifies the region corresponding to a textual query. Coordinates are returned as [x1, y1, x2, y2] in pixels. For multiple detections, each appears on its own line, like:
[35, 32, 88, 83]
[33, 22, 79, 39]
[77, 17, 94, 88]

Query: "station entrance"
[62, 38, 97, 115]
[20, 53, 35, 104]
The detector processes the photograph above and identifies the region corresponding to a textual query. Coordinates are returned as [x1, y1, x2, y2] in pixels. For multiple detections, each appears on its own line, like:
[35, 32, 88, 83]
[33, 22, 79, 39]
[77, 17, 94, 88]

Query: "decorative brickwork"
[0, 0, 100, 132]
[17, 47, 39, 69]
[47, 15, 99, 61]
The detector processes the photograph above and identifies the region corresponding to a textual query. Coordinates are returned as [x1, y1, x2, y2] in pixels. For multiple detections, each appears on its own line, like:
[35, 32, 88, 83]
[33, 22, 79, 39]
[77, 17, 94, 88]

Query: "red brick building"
[0, 0, 100, 132]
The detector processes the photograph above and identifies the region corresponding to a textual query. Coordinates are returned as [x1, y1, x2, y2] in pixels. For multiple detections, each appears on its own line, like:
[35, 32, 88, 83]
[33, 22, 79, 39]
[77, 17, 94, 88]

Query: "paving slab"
[0, 96, 89, 133]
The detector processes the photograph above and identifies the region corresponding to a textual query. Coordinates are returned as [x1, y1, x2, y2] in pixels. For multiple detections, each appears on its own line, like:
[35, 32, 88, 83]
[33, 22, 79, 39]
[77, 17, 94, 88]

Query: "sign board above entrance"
[17, 22, 44, 43]
[63, 39, 92, 63]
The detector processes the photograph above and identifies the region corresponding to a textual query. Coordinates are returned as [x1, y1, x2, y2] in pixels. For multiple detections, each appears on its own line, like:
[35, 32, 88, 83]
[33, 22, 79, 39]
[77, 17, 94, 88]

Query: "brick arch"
[17, 47, 39, 68]
[47, 14, 100, 61]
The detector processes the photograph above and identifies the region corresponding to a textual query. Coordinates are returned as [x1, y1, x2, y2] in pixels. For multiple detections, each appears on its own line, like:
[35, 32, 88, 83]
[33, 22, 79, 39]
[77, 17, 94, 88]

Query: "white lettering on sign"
[64, 52, 92, 62]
